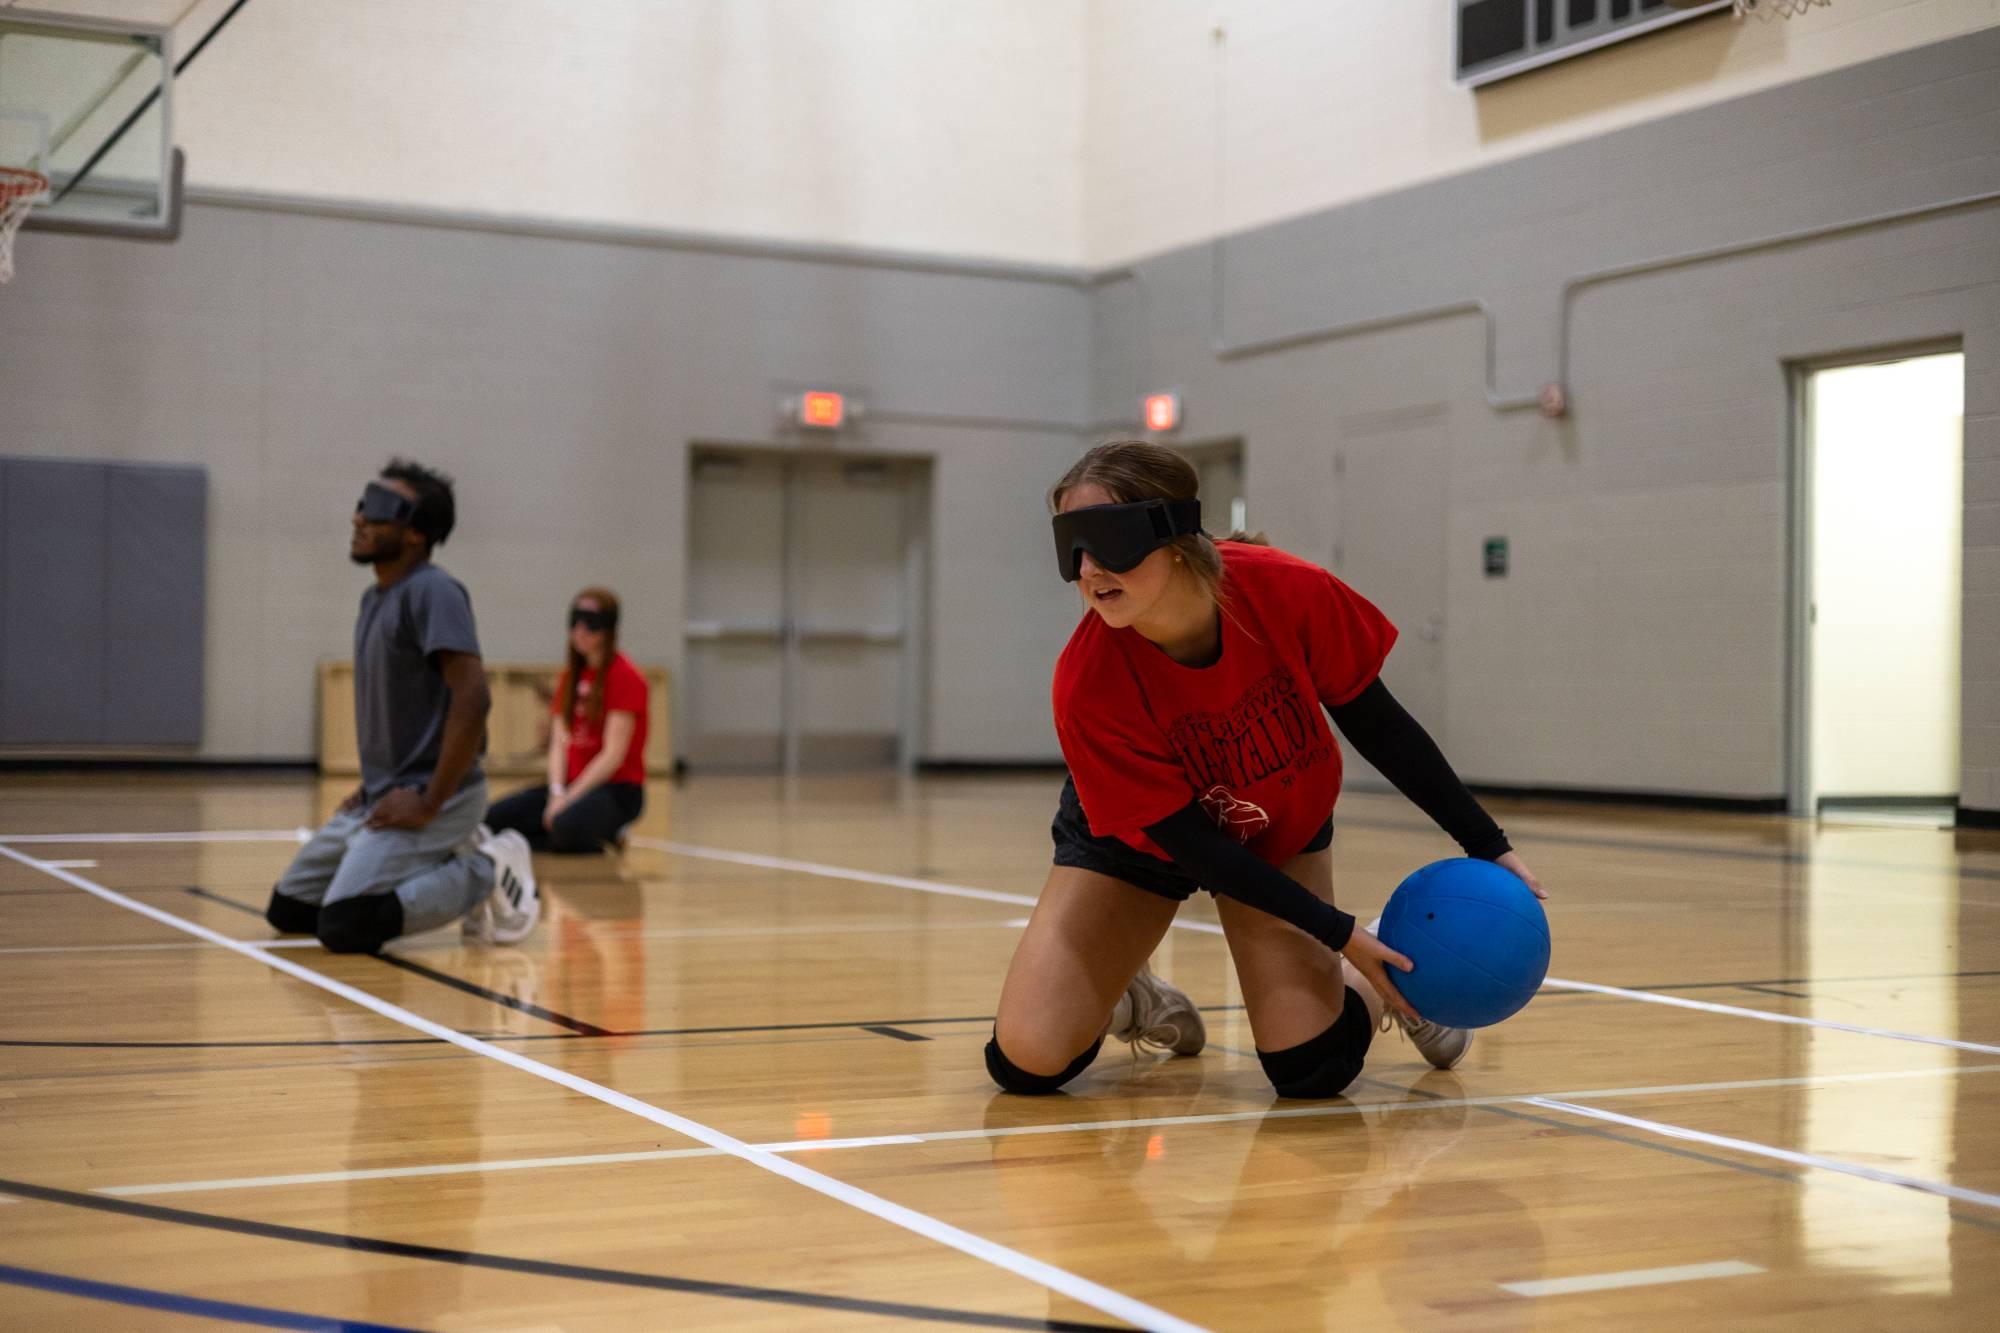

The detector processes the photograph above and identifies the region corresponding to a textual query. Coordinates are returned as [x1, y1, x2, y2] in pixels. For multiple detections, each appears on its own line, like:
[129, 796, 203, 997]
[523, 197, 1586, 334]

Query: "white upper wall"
[152, 0, 1087, 265]
[1084, 0, 2000, 266]
[23, 2, 1997, 266]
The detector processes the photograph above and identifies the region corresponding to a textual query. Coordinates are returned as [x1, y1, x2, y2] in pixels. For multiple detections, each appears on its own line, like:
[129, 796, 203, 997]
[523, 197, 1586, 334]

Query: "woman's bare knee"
[991, 866, 1177, 1075]
[993, 1007, 1103, 1076]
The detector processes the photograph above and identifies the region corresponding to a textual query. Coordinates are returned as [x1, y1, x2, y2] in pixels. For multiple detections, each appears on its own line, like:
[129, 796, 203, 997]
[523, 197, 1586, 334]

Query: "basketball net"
[0, 166, 49, 284]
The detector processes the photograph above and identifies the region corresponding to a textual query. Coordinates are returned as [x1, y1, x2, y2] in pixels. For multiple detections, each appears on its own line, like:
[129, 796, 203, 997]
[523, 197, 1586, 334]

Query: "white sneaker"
[1365, 915, 1472, 1070]
[461, 825, 496, 942]
[1389, 1011, 1473, 1071]
[1108, 965, 1206, 1056]
[472, 828, 539, 945]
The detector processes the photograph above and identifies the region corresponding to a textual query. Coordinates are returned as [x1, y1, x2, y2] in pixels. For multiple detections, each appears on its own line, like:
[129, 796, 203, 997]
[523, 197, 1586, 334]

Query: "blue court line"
[0, 1262, 425, 1331]
[0, 1179, 1126, 1331]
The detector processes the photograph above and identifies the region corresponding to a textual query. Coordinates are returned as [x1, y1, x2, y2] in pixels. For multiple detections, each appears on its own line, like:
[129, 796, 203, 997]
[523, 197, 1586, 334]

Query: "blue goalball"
[1375, 859, 1550, 1029]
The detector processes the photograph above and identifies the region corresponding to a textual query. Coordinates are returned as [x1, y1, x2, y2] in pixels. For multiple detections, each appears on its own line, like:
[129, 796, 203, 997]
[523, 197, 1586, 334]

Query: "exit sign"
[1143, 392, 1181, 433]
[799, 391, 846, 429]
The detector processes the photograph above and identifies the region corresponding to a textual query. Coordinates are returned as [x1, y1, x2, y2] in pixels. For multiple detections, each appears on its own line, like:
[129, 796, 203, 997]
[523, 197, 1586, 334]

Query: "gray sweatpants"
[273, 780, 495, 933]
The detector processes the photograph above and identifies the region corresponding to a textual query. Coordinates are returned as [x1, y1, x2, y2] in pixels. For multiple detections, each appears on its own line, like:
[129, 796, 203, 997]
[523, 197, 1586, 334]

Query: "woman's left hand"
[1496, 851, 1547, 900]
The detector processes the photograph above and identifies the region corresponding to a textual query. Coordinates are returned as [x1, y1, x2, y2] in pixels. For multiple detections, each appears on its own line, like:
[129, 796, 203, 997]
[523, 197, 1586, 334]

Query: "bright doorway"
[1792, 349, 1964, 823]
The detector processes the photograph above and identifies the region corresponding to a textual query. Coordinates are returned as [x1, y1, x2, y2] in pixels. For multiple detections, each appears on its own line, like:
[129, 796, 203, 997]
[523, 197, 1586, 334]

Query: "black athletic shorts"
[1050, 775, 1333, 902]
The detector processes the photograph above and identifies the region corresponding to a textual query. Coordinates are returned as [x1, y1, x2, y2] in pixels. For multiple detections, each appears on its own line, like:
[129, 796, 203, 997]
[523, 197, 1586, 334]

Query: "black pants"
[486, 783, 643, 854]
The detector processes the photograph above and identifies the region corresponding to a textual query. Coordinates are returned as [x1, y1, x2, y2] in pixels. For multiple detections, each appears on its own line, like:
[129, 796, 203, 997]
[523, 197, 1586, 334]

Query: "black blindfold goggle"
[1051, 499, 1202, 582]
[569, 607, 615, 633]
[356, 481, 416, 526]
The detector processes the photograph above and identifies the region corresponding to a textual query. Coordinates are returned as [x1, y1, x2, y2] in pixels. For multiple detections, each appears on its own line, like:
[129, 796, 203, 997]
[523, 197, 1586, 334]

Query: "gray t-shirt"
[354, 562, 484, 802]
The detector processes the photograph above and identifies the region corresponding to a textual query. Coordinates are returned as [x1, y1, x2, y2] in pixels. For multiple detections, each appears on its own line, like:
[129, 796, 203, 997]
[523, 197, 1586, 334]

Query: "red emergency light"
[1143, 392, 1181, 433]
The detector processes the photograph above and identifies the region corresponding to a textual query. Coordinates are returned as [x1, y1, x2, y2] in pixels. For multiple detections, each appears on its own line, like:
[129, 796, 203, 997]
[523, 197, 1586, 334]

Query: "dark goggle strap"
[1052, 498, 1203, 582]
[356, 481, 416, 526]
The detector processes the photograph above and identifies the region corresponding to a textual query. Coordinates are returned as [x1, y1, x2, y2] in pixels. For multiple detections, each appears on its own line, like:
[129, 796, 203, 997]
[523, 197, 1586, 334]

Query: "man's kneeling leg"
[317, 893, 404, 955]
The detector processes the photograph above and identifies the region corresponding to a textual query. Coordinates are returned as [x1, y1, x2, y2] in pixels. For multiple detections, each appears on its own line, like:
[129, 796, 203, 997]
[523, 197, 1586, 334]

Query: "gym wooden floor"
[2, 771, 1996, 1331]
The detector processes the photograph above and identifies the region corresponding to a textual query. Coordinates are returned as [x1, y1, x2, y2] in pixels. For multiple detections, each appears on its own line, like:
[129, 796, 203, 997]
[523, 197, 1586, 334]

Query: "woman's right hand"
[1341, 928, 1418, 1022]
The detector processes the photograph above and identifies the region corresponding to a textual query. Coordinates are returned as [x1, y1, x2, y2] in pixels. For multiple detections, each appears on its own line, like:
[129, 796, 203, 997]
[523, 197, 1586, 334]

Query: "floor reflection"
[1802, 824, 1961, 1296]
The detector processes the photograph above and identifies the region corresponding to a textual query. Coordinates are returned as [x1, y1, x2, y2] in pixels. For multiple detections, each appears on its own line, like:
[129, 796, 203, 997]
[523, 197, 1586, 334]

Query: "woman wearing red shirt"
[485, 587, 649, 853]
[988, 443, 1547, 1100]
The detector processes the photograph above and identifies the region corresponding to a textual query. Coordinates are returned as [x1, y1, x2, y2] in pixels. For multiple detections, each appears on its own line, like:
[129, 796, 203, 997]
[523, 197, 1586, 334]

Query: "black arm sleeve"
[1141, 803, 1357, 951]
[1329, 677, 1512, 861]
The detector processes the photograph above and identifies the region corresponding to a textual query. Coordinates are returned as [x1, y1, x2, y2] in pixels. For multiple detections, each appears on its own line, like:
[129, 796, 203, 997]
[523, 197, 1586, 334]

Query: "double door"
[683, 448, 928, 774]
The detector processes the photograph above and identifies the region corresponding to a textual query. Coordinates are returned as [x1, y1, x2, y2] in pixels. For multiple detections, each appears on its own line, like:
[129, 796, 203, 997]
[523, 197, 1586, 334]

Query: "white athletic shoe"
[1389, 1011, 1473, 1071]
[469, 827, 539, 945]
[1109, 965, 1206, 1056]
[1366, 914, 1472, 1070]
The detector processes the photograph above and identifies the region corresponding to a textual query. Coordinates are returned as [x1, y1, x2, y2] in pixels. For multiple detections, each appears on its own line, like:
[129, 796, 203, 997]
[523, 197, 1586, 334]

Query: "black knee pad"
[985, 1033, 1104, 1095]
[264, 891, 319, 934]
[316, 894, 404, 955]
[1257, 987, 1375, 1099]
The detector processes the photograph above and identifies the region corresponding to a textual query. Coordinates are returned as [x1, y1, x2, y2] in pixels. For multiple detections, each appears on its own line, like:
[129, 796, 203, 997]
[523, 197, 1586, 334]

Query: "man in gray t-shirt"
[263, 460, 539, 953]
[353, 559, 486, 805]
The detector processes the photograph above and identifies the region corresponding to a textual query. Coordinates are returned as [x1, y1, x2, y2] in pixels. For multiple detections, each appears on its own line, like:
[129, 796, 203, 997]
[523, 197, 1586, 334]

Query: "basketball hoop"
[0, 165, 49, 284]
[1741, 0, 1831, 16]
[1670, 0, 1830, 15]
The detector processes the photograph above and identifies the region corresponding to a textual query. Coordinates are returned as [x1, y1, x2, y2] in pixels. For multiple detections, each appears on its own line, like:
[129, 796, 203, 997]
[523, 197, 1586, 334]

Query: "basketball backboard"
[0, 3, 186, 239]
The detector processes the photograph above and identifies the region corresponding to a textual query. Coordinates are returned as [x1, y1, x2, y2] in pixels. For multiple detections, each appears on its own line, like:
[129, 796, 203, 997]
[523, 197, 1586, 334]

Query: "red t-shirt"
[553, 653, 649, 787]
[1052, 541, 1396, 864]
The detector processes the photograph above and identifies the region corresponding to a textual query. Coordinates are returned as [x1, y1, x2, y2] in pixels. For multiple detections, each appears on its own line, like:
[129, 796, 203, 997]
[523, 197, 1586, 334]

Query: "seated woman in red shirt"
[485, 587, 648, 853]
[988, 442, 1547, 1100]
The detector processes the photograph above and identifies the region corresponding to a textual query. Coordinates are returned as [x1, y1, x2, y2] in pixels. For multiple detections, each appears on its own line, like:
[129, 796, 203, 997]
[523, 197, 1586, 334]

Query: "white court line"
[0, 843, 1207, 1333]
[100, 1147, 731, 1196]
[94, 1062, 2000, 1198]
[634, 837, 1232, 933]
[623, 919, 1023, 942]
[1500, 1260, 1763, 1298]
[12, 827, 1988, 1049]
[0, 939, 323, 956]
[1529, 1097, 2000, 1211]
[1541, 977, 2000, 1056]
[36, 859, 97, 869]
[645, 838, 1999, 1047]
[0, 830, 309, 845]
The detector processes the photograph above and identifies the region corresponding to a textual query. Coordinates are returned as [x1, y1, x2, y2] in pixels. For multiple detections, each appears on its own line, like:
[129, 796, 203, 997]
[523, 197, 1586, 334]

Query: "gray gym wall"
[0, 28, 1993, 816]
[1094, 27, 2000, 817]
[0, 208, 1092, 763]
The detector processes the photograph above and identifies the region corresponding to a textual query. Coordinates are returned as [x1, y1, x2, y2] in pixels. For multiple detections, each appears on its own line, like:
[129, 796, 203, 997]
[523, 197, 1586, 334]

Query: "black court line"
[371, 953, 615, 1038]
[0, 1261, 430, 1332]
[181, 884, 617, 1038]
[0, 1177, 1126, 1331]
[1356, 1077, 2000, 1236]
[861, 1025, 933, 1042]
[9, 965, 2000, 1051]
[1738, 984, 1814, 1000]
[186, 885, 264, 917]
[510, 1012, 1011, 1040]
[0, 1013, 1011, 1051]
